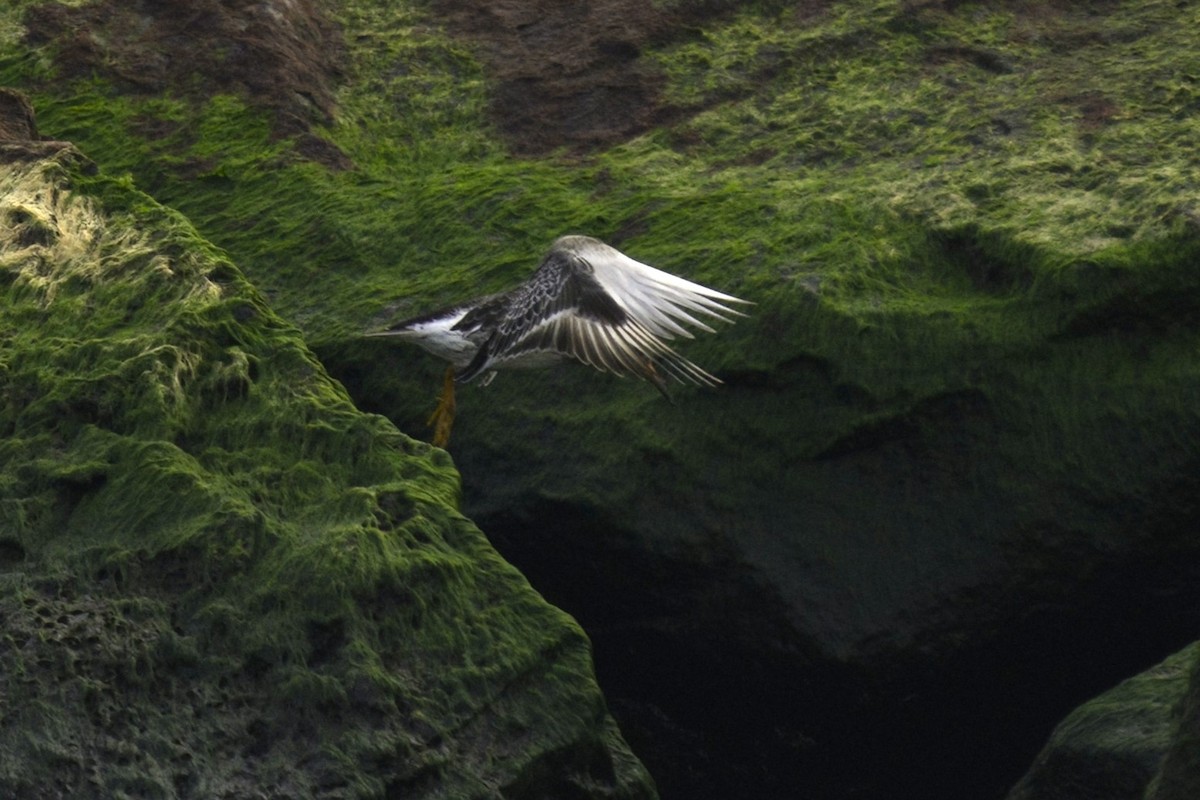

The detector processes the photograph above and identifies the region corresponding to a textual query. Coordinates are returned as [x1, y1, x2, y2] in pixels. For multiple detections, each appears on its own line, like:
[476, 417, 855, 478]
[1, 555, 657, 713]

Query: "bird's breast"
[397, 315, 485, 368]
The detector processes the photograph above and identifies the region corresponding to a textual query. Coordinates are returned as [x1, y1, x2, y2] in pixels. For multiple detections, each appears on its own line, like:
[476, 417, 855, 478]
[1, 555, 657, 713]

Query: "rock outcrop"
[0, 97, 654, 800]
[1009, 644, 1200, 800]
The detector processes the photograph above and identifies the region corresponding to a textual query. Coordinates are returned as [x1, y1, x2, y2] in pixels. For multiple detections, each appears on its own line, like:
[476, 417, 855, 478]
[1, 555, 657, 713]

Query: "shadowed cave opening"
[470, 497, 1200, 800]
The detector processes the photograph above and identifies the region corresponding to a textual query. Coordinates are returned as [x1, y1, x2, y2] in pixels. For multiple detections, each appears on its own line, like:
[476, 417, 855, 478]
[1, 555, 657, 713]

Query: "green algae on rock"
[6, 0, 1200, 797]
[1009, 643, 1200, 800]
[0, 137, 654, 798]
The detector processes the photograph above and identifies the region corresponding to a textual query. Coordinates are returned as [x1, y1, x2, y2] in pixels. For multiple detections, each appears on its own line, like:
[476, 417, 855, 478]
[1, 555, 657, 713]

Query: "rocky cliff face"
[0, 96, 653, 799]
[3, 0, 1199, 798]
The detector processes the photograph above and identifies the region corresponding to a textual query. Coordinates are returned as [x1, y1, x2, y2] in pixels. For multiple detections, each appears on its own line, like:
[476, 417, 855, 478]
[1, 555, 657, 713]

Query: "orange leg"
[426, 366, 457, 447]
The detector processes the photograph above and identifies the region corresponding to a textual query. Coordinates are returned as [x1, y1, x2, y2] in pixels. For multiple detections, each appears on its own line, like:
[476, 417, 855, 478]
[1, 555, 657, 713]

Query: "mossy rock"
[0, 141, 653, 798]
[1009, 643, 1200, 800]
[5, 0, 1200, 797]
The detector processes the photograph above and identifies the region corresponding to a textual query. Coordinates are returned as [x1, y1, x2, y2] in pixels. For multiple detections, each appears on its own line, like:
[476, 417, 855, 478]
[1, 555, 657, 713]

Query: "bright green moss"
[0, 146, 650, 797]
[4, 0, 1194, 486]
[6, 0, 1195, 294]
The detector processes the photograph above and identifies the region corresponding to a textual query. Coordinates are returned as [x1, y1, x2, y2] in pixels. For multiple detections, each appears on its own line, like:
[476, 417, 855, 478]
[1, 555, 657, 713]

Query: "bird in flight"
[367, 235, 749, 446]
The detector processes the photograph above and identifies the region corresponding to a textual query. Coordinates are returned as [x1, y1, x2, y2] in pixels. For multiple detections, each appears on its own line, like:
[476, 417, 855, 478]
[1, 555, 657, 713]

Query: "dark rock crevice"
[475, 489, 1200, 800]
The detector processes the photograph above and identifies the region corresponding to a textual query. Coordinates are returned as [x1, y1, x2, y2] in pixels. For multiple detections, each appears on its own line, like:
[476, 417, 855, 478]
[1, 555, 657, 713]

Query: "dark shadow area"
[471, 495, 1200, 800]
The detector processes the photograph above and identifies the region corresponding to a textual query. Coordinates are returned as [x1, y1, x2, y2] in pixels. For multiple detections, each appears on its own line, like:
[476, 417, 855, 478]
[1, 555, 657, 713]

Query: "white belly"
[412, 333, 479, 367]
[394, 312, 566, 373]
[393, 315, 481, 367]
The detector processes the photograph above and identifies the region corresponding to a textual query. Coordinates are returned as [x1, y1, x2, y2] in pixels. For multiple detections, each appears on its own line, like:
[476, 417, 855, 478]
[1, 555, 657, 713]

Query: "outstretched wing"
[457, 236, 747, 390]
